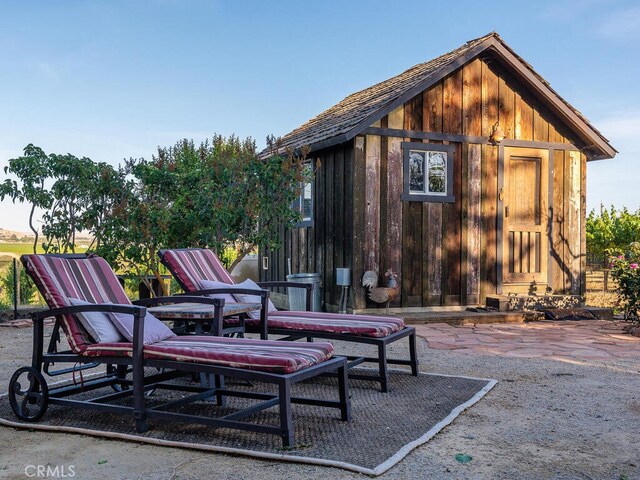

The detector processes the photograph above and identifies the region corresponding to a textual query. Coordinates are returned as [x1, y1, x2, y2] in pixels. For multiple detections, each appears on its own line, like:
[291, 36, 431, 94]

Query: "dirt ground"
[0, 323, 639, 480]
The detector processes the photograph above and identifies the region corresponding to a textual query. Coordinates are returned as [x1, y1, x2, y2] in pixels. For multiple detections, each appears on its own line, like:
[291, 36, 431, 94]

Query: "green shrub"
[1, 264, 38, 305]
[609, 243, 640, 322]
[587, 206, 640, 264]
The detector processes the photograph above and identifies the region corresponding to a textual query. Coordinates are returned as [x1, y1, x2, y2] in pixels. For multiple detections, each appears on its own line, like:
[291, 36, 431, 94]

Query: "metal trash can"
[286, 273, 323, 312]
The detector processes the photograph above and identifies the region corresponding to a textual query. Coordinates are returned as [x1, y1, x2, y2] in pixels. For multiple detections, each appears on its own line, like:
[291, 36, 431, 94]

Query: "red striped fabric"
[261, 311, 404, 337]
[83, 336, 335, 373]
[225, 311, 403, 337]
[160, 249, 233, 292]
[160, 248, 406, 338]
[22, 255, 132, 353]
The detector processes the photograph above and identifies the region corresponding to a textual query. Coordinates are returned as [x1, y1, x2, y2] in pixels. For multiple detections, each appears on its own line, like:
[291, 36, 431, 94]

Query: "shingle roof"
[274, 32, 615, 160]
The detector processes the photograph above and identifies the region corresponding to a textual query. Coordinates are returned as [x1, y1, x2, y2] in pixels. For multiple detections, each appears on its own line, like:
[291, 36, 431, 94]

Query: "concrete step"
[400, 310, 544, 326]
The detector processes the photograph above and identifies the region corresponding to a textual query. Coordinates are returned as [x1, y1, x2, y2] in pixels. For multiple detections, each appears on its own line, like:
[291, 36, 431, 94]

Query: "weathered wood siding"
[351, 56, 584, 308]
[260, 143, 355, 310]
[264, 54, 587, 310]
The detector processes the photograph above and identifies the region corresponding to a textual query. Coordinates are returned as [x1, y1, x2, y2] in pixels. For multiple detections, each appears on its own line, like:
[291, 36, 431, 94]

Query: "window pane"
[302, 183, 312, 220]
[409, 151, 425, 193]
[427, 151, 446, 194]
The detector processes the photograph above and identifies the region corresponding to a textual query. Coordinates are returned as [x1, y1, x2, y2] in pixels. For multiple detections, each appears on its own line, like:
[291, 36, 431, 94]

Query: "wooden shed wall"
[349, 56, 586, 310]
[260, 143, 355, 309]
[263, 55, 587, 311]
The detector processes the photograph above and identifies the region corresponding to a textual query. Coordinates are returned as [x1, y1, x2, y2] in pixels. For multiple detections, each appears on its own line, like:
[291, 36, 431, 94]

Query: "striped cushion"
[22, 254, 133, 353]
[160, 249, 233, 292]
[240, 311, 405, 337]
[160, 248, 407, 338]
[82, 336, 335, 373]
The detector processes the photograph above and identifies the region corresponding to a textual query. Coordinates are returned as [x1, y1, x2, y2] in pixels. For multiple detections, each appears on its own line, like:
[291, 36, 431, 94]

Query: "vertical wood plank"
[480, 144, 499, 301]
[522, 231, 530, 273]
[460, 60, 481, 304]
[462, 59, 482, 137]
[403, 96, 424, 306]
[514, 92, 522, 139]
[467, 144, 482, 304]
[332, 148, 345, 304]
[499, 77, 515, 139]
[580, 153, 587, 296]
[403, 202, 423, 305]
[513, 232, 521, 273]
[442, 69, 462, 305]
[566, 151, 581, 294]
[343, 145, 354, 290]
[426, 203, 443, 304]
[423, 83, 444, 305]
[548, 123, 560, 143]
[443, 70, 463, 134]
[425, 83, 443, 133]
[517, 94, 534, 140]
[334, 148, 345, 268]
[299, 228, 307, 273]
[291, 225, 299, 273]
[460, 143, 469, 305]
[533, 109, 548, 142]
[551, 150, 565, 292]
[481, 60, 500, 138]
[480, 61, 500, 302]
[325, 150, 335, 306]
[378, 119, 389, 284]
[352, 137, 366, 309]
[364, 134, 381, 279]
[406, 93, 423, 131]
[315, 150, 326, 300]
[387, 106, 404, 306]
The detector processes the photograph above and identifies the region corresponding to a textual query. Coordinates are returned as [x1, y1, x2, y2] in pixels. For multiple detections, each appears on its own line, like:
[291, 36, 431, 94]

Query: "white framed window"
[295, 164, 313, 227]
[401, 142, 455, 203]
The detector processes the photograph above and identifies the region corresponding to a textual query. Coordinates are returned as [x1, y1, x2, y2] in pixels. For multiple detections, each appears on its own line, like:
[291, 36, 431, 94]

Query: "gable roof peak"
[273, 32, 615, 160]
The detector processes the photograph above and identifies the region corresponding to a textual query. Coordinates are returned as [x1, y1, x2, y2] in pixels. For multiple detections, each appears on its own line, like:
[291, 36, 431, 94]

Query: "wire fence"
[585, 268, 613, 292]
[0, 258, 178, 320]
[0, 258, 36, 320]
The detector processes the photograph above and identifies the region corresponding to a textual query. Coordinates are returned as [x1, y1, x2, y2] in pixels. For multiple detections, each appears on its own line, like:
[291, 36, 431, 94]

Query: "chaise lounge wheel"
[9, 367, 49, 422]
[106, 364, 129, 392]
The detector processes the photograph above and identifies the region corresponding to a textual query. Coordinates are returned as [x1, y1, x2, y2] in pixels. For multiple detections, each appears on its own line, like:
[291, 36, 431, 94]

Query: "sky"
[1, 0, 639, 233]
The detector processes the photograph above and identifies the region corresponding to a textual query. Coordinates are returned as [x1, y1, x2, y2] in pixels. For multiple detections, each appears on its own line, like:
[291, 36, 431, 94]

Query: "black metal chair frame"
[164, 273, 419, 393]
[256, 282, 419, 392]
[9, 275, 351, 447]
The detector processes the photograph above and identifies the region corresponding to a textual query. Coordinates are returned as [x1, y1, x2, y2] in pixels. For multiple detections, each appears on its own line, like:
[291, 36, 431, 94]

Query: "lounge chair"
[9, 253, 350, 447]
[158, 248, 418, 392]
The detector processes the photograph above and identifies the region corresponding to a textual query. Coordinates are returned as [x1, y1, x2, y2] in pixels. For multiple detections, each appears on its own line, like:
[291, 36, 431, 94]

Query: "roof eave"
[336, 39, 496, 150]
[290, 34, 617, 161]
[482, 38, 617, 161]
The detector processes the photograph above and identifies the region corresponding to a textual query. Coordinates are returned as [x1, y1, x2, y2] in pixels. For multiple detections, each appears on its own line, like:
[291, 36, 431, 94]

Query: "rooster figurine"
[362, 268, 399, 313]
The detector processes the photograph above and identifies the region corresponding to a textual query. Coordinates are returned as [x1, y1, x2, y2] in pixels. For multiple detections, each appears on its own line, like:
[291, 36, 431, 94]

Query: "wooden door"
[502, 147, 549, 289]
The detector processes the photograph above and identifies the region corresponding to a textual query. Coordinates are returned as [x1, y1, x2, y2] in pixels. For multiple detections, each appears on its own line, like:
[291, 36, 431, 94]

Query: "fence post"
[13, 258, 18, 320]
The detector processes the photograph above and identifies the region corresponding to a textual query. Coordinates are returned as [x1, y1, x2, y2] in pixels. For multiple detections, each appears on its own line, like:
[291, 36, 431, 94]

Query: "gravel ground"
[0, 325, 639, 480]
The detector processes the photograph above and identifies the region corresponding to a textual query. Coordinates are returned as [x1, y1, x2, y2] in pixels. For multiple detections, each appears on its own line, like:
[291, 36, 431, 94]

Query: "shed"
[260, 32, 617, 312]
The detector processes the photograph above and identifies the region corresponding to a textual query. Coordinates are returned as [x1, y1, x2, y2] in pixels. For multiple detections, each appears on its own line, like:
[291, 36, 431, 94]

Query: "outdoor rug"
[0, 369, 496, 476]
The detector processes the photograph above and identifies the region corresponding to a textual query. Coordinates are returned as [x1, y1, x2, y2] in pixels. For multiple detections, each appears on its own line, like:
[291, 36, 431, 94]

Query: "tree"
[95, 154, 177, 295]
[43, 154, 125, 254]
[96, 135, 312, 295]
[159, 135, 311, 270]
[1, 136, 311, 298]
[587, 205, 640, 263]
[0, 145, 53, 253]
